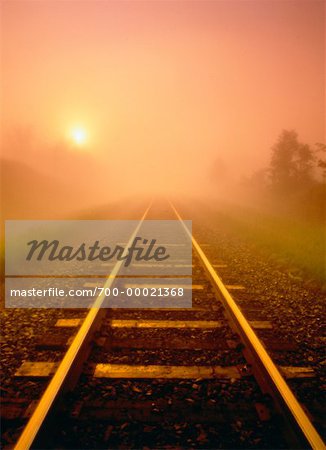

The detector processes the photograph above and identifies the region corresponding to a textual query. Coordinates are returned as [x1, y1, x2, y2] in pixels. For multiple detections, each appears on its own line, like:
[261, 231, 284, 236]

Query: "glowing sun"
[70, 127, 87, 146]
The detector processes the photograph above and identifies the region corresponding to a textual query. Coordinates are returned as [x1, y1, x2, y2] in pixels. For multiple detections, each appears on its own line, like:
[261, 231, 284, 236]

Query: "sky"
[1, 0, 325, 199]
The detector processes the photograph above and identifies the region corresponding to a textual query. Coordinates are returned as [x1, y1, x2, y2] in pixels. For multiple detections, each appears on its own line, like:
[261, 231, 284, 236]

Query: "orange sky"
[1, 0, 325, 193]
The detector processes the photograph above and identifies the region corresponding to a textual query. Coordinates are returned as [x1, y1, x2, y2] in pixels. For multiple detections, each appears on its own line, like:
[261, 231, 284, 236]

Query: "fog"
[1, 0, 324, 219]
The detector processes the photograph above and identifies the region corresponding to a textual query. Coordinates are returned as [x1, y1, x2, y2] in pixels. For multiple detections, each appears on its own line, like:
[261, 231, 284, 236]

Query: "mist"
[1, 0, 325, 219]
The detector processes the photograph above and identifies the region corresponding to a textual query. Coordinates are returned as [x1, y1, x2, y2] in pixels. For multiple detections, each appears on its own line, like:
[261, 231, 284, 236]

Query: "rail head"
[14, 203, 152, 450]
[170, 201, 325, 450]
[13, 201, 325, 450]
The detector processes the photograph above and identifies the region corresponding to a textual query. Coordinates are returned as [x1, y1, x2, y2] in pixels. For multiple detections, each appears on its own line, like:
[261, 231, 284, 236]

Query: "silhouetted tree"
[294, 142, 314, 184]
[269, 130, 314, 191]
[270, 130, 297, 188]
[315, 143, 326, 180]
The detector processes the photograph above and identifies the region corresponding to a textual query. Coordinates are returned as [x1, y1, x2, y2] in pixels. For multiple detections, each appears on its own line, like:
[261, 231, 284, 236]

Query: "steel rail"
[170, 201, 325, 450]
[14, 203, 152, 450]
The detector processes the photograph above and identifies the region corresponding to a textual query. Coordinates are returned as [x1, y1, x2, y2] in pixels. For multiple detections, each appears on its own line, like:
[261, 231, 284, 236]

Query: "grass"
[210, 202, 326, 284]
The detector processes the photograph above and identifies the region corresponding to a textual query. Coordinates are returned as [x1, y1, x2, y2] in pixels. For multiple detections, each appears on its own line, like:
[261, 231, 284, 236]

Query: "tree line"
[244, 130, 325, 220]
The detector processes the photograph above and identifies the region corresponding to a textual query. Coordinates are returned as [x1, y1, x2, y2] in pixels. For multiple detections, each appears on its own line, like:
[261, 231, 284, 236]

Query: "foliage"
[269, 130, 315, 191]
[315, 142, 326, 180]
[241, 130, 325, 222]
[216, 203, 326, 284]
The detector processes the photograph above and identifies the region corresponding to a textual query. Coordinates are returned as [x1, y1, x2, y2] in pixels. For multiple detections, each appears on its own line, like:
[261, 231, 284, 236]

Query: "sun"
[70, 127, 87, 146]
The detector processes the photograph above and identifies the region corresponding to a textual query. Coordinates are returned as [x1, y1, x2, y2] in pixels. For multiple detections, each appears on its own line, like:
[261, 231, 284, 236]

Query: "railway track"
[2, 201, 325, 449]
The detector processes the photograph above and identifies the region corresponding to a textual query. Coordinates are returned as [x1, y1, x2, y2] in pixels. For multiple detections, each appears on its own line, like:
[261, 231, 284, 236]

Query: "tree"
[269, 130, 314, 190]
[294, 143, 314, 184]
[315, 143, 326, 181]
[270, 130, 297, 188]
